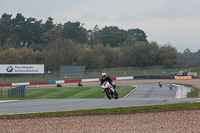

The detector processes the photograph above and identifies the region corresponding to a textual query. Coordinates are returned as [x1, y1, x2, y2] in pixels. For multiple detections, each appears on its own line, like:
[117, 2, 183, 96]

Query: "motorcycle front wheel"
[105, 89, 112, 99]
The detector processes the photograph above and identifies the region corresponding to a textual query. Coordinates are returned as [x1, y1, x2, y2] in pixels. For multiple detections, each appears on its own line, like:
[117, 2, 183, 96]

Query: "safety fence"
[0, 86, 26, 98]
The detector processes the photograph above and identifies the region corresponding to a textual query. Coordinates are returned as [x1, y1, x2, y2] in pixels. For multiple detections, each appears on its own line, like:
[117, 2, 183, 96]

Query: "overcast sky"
[0, 0, 200, 52]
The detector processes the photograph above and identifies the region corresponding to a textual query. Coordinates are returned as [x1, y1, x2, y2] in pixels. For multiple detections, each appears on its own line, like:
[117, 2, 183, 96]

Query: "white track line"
[0, 100, 20, 103]
[123, 85, 138, 99]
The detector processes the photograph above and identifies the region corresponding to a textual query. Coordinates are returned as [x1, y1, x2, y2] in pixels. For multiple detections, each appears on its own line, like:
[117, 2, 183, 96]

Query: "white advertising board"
[0, 64, 44, 74]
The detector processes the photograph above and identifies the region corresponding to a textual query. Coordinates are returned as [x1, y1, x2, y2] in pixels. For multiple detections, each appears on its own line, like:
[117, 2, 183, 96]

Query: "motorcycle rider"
[169, 84, 173, 90]
[56, 83, 62, 87]
[158, 80, 162, 87]
[101, 73, 116, 93]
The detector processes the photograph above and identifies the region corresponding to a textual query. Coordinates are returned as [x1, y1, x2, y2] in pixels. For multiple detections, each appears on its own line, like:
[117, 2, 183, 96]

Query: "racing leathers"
[101, 76, 115, 93]
[101, 76, 113, 86]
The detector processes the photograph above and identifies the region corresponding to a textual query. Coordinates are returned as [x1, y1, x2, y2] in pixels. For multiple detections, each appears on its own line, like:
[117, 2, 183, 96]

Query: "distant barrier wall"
[60, 66, 85, 76]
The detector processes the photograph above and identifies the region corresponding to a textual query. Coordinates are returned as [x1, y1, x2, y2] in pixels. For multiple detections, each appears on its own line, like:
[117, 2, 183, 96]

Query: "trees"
[0, 47, 40, 64]
[61, 21, 87, 43]
[43, 17, 54, 32]
[87, 25, 100, 45]
[99, 26, 127, 47]
[19, 47, 35, 64]
[127, 28, 147, 43]
[178, 48, 200, 64]
[159, 44, 178, 68]
[21, 17, 43, 47]
[9, 13, 26, 47]
[119, 44, 135, 67]
[0, 13, 45, 49]
[0, 12, 181, 70]
[98, 27, 147, 47]
[0, 48, 22, 64]
[131, 42, 159, 67]
[91, 44, 106, 68]
[0, 13, 12, 47]
[76, 44, 94, 69]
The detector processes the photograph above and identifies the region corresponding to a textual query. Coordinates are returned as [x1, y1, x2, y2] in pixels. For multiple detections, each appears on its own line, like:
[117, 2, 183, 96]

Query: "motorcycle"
[78, 82, 83, 87]
[159, 82, 162, 88]
[57, 83, 62, 87]
[101, 81, 118, 99]
[169, 84, 173, 91]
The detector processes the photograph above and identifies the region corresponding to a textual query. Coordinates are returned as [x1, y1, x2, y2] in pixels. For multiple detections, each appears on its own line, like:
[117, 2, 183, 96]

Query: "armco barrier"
[82, 78, 99, 82]
[12, 82, 30, 86]
[47, 81, 56, 84]
[111, 77, 117, 80]
[116, 76, 134, 80]
[30, 81, 47, 85]
[0, 83, 12, 87]
[56, 80, 65, 84]
[65, 79, 81, 83]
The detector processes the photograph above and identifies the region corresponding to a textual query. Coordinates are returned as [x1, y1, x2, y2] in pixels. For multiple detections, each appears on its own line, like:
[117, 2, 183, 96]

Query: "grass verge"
[0, 86, 134, 99]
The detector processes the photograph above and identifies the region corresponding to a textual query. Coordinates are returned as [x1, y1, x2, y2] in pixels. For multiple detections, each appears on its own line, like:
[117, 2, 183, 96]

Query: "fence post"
[10, 87, 14, 98]
[0, 87, 2, 98]
[8, 87, 11, 98]
[16, 87, 19, 98]
[21, 86, 26, 98]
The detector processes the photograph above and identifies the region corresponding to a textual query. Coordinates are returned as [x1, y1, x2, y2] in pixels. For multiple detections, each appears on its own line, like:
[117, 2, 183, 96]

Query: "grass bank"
[0, 86, 134, 99]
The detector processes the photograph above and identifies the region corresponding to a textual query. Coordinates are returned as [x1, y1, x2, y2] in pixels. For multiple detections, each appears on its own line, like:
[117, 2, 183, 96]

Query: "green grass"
[26, 86, 134, 99]
[0, 86, 134, 100]
[187, 87, 199, 98]
[0, 90, 8, 98]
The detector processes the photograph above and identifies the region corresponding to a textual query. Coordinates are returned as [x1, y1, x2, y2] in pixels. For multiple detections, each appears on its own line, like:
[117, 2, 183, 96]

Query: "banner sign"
[0, 64, 44, 74]
[174, 76, 192, 80]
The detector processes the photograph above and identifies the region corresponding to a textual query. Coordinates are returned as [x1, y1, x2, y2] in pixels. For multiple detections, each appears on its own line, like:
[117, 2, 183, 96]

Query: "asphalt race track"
[0, 83, 199, 115]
